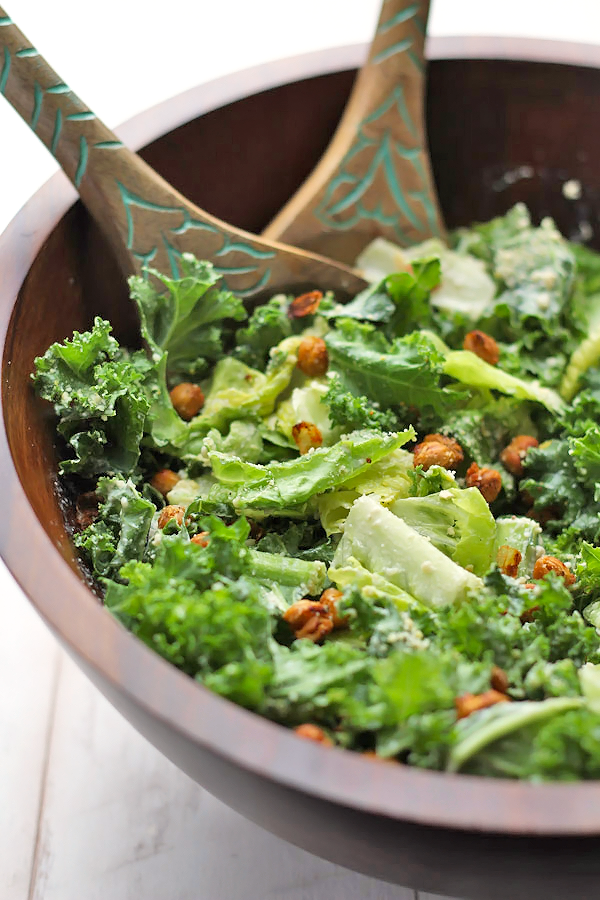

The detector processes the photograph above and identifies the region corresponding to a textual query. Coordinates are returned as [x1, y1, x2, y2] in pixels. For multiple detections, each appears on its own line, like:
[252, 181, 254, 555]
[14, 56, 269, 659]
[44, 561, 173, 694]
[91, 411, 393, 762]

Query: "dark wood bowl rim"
[3, 36, 600, 837]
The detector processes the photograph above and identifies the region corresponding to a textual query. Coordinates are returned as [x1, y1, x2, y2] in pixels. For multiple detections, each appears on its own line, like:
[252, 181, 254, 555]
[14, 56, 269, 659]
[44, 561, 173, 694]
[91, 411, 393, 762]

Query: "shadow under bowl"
[3, 37, 600, 900]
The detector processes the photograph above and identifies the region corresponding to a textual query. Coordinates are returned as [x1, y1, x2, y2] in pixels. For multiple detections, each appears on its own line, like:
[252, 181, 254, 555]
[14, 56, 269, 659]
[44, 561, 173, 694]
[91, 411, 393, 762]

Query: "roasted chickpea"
[169, 382, 204, 420]
[500, 435, 539, 477]
[191, 531, 210, 547]
[150, 468, 180, 497]
[465, 462, 502, 503]
[297, 336, 329, 377]
[288, 290, 323, 318]
[292, 421, 323, 455]
[319, 587, 347, 628]
[294, 723, 332, 745]
[413, 433, 463, 471]
[490, 665, 510, 693]
[455, 690, 510, 720]
[463, 330, 500, 365]
[532, 555, 575, 585]
[157, 504, 185, 530]
[496, 545, 522, 578]
[75, 491, 99, 530]
[283, 599, 333, 642]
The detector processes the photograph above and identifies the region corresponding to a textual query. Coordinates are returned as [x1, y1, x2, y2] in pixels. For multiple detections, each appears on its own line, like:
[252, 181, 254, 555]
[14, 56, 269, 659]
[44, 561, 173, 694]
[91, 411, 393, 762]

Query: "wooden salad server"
[0, 8, 367, 298]
[263, 0, 445, 265]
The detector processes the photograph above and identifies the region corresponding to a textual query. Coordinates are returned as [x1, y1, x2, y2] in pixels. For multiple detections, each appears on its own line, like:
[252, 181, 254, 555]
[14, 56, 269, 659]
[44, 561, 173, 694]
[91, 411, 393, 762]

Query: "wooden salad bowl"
[3, 37, 600, 900]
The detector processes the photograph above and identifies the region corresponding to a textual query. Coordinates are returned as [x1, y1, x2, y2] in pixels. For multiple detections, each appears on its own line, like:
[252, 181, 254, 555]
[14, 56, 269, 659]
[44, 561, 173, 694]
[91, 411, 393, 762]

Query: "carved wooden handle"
[0, 7, 368, 297]
[263, 0, 444, 262]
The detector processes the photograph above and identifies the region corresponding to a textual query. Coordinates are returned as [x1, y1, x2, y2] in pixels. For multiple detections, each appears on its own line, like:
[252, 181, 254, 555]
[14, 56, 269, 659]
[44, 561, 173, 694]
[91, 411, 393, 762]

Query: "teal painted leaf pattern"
[116, 183, 275, 294]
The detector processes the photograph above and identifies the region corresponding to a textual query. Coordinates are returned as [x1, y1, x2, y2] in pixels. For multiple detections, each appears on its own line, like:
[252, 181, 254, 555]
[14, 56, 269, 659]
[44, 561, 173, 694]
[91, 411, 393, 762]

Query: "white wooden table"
[2, 3, 599, 898]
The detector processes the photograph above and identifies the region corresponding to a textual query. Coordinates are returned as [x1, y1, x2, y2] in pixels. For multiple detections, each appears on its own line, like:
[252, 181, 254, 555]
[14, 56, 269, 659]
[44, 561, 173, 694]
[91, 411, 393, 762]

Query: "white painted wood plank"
[32, 653, 416, 900]
[0, 562, 60, 900]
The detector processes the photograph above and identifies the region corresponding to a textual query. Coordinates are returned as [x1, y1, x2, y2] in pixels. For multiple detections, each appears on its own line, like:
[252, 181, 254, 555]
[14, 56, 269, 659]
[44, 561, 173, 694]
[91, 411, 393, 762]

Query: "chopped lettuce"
[205, 428, 414, 513]
[493, 516, 542, 577]
[326, 324, 451, 415]
[390, 487, 496, 576]
[332, 494, 482, 607]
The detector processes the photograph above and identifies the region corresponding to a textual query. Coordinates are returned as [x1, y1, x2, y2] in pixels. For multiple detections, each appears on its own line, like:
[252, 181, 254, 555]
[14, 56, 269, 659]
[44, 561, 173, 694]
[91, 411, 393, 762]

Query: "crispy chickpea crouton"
[150, 468, 180, 497]
[169, 382, 204, 420]
[496, 545, 522, 577]
[288, 290, 323, 318]
[297, 336, 329, 376]
[466, 462, 502, 503]
[283, 599, 333, 642]
[455, 690, 510, 719]
[532, 555, 575, 585]
[500, 435, 539, 477]
[292, 421, 323, 454]
[463, 329, 500, 365]
[294, 723, 332, 745]
[157, 505, 185, 530]
[413, 433, 463, 471]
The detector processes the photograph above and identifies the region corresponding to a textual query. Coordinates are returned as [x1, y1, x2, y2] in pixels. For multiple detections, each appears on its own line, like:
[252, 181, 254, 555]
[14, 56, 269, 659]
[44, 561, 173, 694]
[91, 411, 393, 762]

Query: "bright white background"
[2, 2, 600, 899]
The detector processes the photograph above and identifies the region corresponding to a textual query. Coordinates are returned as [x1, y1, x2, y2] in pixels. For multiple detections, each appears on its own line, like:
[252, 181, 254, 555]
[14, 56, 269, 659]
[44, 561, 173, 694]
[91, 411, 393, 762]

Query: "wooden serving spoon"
[0, 8, 366, 299]
[263, 0, 445, 265]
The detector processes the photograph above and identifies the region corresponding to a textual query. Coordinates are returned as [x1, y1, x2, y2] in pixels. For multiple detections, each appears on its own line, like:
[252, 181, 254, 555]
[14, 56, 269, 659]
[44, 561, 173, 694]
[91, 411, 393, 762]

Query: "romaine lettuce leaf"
[325, 325, 451, 415]
[390, 487, 496, 576]
[442, 349, 564, 413]
[206, 428, 414, 512]
[332, 494, 482, 606]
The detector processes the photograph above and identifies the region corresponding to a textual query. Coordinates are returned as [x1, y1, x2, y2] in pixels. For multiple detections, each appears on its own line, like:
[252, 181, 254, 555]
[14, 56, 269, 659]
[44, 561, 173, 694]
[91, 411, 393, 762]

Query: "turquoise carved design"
[314, 2, 438, 245]
[116, 183, 275, 294]
[315, 86, 438, 243]
[0, 46, 9, 95]
[74, 135, 88, 187]
[0, 16, 13, 25]
[15, 46, 38, 58]
[0, 33, 120, 166]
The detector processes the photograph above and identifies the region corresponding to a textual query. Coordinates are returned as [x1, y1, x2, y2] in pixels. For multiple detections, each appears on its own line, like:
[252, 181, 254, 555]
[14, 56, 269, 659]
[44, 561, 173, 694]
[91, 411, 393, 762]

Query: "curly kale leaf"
[322, 374, 401, 432]
[105, 519, 274, 707]
[325, 322, 452, 415]
[233, 294, 296, 369]
[32, 318, 150, 477]
[74, 476, 155, 580]
[521, 438, 600, 552]
[320, 257, 439, 336]
[130, 254, 247, 379]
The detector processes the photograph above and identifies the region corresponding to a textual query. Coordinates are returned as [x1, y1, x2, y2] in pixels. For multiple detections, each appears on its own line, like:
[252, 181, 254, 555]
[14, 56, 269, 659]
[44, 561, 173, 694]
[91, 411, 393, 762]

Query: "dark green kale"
[319, 257, 439, 337]
[233, 295, 294, 369]
[325, 321, 452, 416]
[105, 518, 274, 708]
[322, 374, 401, 432]
[32, 318, 150, 477]
[74, 476, 155, 580]
[130, 254, 247, 379]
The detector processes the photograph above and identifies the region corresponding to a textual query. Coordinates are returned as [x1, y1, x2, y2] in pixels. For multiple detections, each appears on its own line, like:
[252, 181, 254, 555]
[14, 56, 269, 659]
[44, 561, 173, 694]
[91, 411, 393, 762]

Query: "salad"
[32, 203, 600, 780]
